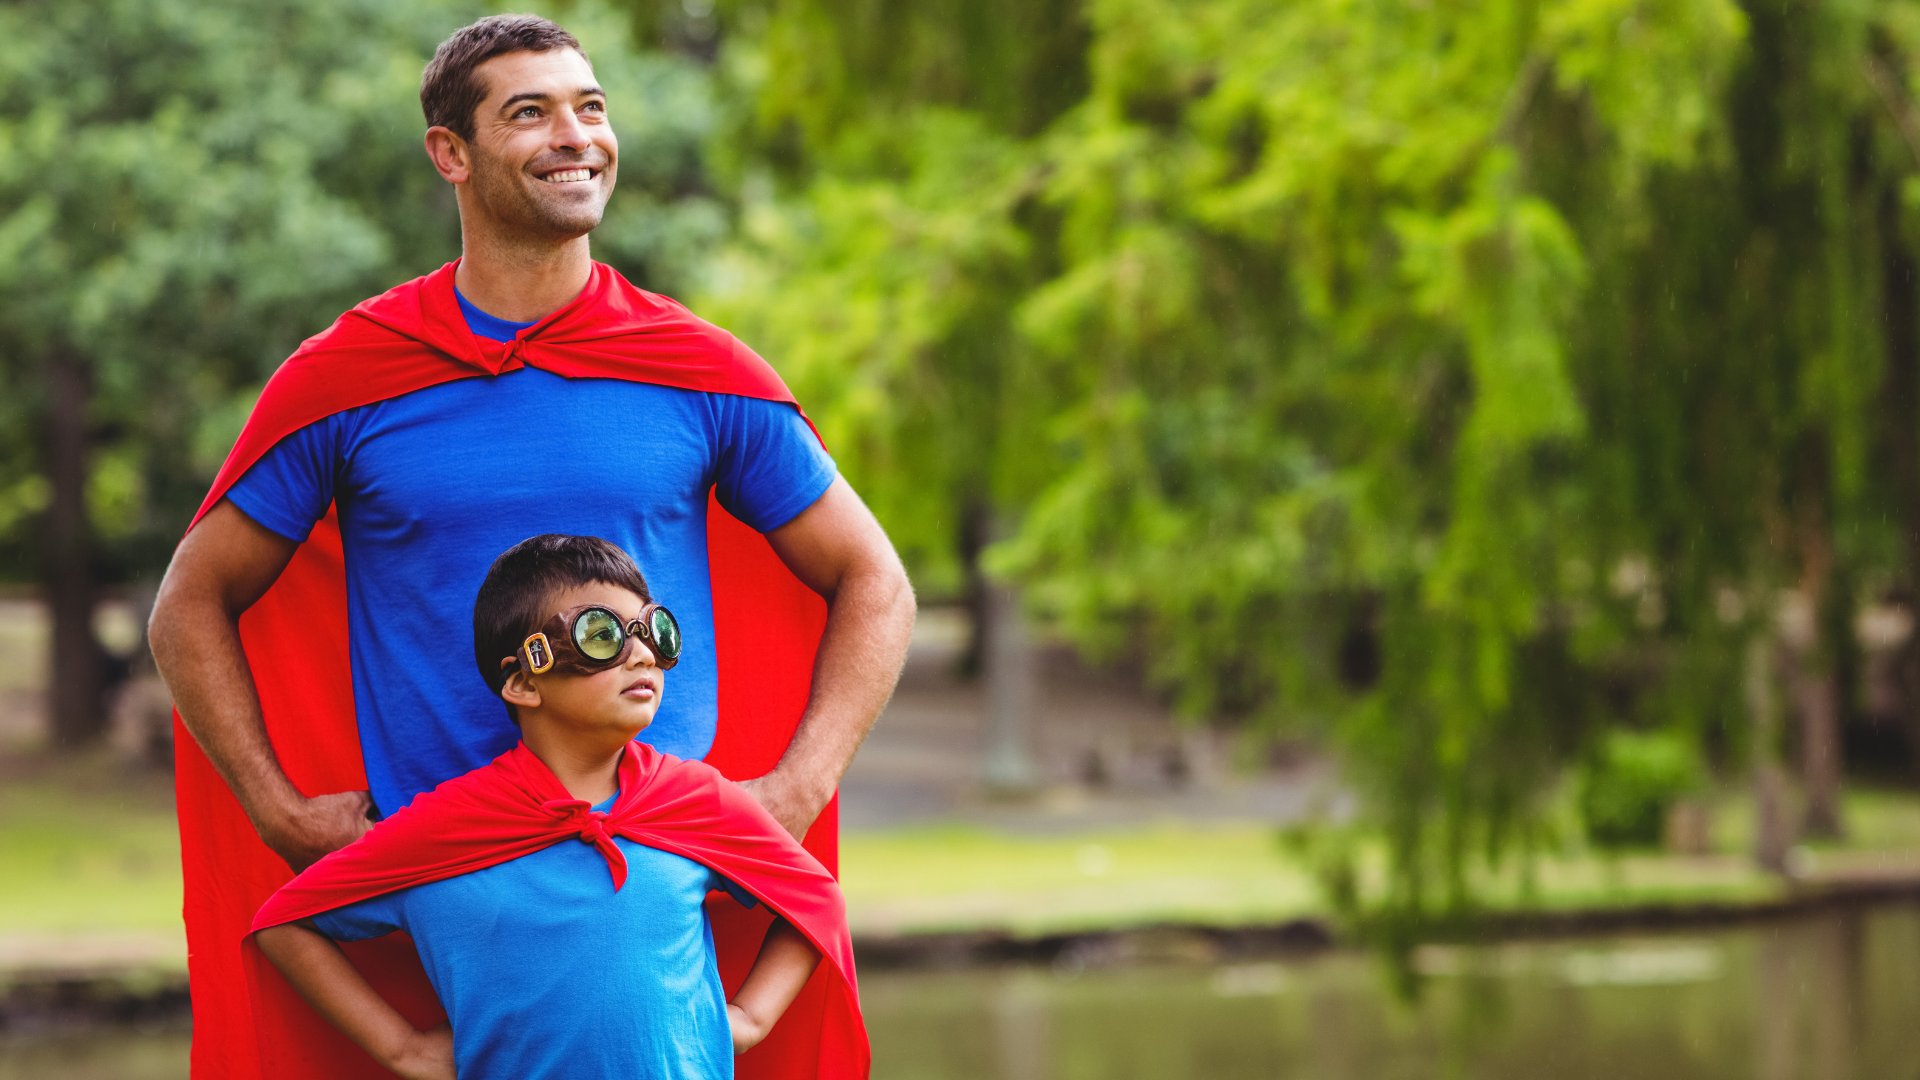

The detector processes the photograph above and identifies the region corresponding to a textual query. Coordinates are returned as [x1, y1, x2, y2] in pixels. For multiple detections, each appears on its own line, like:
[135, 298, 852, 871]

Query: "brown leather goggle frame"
[503, 602, 681, 680]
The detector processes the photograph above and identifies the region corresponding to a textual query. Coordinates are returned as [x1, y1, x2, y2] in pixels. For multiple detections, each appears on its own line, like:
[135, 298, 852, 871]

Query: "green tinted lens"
[650, 608, 682, 660]
[574, 608, 625, 661]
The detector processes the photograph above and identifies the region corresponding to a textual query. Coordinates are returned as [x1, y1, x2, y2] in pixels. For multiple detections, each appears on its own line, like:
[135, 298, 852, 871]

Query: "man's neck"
[520, 726, 626, 804]
[453, 233, 594, 323]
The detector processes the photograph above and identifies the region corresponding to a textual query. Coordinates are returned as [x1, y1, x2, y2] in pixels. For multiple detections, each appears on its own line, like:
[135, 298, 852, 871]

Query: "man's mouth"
[538, 168, 597, 184]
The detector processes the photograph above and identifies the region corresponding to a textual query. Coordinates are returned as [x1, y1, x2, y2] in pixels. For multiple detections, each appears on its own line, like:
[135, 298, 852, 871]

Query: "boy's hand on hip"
[261, 790, 375, 871]
[389, 1023, 455, 1080]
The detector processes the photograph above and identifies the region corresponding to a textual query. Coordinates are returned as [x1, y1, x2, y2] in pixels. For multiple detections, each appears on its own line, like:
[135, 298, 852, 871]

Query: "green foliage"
[691, 0, 1920, 920]
[0, 0, 723, 581]
[1577, 730, 1706, 850]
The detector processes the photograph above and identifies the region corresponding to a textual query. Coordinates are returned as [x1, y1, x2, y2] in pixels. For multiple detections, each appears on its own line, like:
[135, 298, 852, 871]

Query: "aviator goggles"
[507, 602, 684, 679]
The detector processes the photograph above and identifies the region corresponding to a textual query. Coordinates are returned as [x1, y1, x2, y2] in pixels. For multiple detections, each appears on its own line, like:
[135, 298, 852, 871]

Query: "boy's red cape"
[174, 261, 851, 1078]
[247, 740, 867, 1075]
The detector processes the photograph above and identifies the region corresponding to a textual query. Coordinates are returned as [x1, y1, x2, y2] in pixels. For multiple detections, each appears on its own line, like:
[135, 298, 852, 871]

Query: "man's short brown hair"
[421, 14, 585, 142]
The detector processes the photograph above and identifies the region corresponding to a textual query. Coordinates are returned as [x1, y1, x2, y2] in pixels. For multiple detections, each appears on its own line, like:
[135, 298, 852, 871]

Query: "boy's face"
[512, 582, 665, 741]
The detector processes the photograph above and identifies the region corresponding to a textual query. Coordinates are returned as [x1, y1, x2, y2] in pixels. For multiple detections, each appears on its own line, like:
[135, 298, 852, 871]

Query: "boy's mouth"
[622, 676, 657, 700]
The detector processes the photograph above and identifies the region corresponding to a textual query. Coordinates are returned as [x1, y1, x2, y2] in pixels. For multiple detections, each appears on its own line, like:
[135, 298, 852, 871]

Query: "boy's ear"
[499, 659, 542, 710]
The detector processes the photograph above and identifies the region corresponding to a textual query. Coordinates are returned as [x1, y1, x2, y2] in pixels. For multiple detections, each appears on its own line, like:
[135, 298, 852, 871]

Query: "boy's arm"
[726, 916, 823, 1055]
[256, 921, 453, 1080]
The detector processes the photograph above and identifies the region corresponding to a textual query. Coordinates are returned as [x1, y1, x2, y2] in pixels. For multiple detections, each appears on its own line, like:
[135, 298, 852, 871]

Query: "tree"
[691, 0, 1920, 916]
[1, 0, 724, 748]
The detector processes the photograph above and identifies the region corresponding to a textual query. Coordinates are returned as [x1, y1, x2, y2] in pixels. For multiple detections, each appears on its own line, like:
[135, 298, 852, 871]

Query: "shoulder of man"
[235, 267, 475, 445]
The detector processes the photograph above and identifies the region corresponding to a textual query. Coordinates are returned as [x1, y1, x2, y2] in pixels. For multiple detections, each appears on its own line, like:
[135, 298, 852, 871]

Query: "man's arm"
[725, 916, 822, 1055]
[256, 921, 454, 1080]
[751, 476, 916, 838]
[149, 499, 373, 869]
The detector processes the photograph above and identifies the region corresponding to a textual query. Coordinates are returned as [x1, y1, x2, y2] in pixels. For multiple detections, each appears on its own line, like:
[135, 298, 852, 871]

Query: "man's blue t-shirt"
[310, 791, 751, 1080]
[225, 291, 836, 814]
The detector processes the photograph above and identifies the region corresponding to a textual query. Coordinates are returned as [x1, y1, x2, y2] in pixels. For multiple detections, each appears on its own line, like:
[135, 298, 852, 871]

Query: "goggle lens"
[574, 608, 625, 662]
[650, 607, 682, 663]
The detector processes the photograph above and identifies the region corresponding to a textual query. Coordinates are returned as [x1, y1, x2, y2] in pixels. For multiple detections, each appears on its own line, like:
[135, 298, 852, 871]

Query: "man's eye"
[581, 101, 606, 115]
[515, 106, 541, 119]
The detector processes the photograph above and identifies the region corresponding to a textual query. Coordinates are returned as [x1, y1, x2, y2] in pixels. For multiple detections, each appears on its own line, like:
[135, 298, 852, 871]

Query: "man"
[148, 15, 913, 1080]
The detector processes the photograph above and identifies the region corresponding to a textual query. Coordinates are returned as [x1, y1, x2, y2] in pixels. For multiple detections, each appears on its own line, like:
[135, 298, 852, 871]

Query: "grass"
[840, 823, 1324, 937]
[6, 747, 1920, 974]
[0, 753, 182, 938]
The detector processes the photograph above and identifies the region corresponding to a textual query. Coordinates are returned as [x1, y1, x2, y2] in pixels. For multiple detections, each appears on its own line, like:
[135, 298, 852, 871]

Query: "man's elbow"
[147, 550, 236, 677]
[146, 573, 187, 669]
[147, 562, 207, 668]
[866, 549, 916, 630]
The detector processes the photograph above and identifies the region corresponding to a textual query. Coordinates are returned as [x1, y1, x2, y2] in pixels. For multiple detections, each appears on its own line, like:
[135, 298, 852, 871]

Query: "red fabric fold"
[247, 741, 867, 1077]
[174, 261, 842, 1078]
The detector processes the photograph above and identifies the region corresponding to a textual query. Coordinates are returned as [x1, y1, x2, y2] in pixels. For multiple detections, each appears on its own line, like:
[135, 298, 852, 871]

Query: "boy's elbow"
[255, 924, 293, 961]
[255, 920, 312, 963]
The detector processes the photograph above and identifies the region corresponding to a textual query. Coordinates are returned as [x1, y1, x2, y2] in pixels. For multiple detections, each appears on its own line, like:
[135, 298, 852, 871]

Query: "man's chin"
[535, 205, 608, 239]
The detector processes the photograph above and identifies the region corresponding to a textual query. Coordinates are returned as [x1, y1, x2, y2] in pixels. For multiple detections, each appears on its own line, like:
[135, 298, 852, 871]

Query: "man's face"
[459, 48, 618, 241]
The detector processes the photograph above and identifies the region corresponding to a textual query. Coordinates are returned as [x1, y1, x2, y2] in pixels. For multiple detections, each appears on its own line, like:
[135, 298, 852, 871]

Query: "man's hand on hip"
[260, 790, 375, 871]
[736, 771, 832, 841]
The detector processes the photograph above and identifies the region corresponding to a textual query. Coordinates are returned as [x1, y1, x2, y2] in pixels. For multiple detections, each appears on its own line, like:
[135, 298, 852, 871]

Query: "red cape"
[174, 261, 846, 1078]
[248, 741, 867, 1075]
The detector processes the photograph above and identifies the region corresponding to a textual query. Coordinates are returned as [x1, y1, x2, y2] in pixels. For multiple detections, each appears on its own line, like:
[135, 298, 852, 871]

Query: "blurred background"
[6, 0, 1920, 1076]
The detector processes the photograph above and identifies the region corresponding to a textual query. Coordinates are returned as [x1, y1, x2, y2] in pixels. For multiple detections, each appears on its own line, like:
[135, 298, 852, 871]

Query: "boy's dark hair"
[421, 14, 585, 142]
[473, 534, 653, 699]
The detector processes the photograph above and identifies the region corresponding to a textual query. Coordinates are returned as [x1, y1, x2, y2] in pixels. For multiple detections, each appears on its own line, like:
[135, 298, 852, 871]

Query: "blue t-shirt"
[226, 291, 836, 814]
[311, 791, 751, 1080]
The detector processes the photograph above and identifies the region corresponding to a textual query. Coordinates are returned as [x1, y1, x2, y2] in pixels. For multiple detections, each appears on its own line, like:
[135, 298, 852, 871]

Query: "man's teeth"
[542, 169, 593, 183]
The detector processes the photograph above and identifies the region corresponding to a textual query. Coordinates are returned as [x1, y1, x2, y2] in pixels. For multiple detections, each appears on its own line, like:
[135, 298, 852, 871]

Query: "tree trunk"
[974, 508, 1040, 795]
[1880, 184, 1920, 780]
[46, 353, 108, 749]
[1746, 630, 1792, 875]
[1794, 659, 1844, 839]
[1788, 502, 1844, 840]
[958, 498, 991, 679]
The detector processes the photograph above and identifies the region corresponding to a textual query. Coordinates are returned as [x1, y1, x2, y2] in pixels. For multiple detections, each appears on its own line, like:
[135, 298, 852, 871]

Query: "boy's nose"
[626, 637, 657, 668]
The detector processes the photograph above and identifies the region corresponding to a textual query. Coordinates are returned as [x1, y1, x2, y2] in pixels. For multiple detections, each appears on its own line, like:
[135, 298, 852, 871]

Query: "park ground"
[5, 600, 1920, 988]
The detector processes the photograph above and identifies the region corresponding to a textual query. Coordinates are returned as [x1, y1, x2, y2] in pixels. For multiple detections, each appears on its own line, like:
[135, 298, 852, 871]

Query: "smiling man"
[148, 15, 911, 1080]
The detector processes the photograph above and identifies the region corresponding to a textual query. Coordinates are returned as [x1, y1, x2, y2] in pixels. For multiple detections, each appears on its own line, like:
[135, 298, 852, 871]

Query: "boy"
[249, 535, 867, 1079]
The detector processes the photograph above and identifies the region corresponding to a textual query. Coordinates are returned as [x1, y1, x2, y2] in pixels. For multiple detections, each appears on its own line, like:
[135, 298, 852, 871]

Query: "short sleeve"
[710, 395, 837, 534]
[222, 413, 356, 542]
[309, 891, 410, 943]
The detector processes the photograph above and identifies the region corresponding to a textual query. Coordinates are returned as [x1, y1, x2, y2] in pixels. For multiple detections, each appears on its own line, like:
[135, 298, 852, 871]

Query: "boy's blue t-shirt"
[310, 791, 753, 1080]
[225, 290, 836, 814]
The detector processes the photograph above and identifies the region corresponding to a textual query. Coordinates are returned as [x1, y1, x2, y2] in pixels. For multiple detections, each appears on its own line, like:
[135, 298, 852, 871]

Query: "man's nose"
[549, 107, 590, 152]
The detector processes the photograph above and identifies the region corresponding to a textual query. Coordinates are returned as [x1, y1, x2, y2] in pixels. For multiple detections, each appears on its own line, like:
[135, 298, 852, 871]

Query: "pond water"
[5, 902, 1916, 1079]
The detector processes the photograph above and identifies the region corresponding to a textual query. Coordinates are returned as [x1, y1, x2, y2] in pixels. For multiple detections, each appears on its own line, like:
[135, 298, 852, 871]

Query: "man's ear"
[499, 660, 542, 710]
[424, 126, 472, 184]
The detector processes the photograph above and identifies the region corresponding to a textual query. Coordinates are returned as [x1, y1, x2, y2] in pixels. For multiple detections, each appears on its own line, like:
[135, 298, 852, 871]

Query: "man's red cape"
[247, 741, 866, 1075]
[174, 261, 849, 1078]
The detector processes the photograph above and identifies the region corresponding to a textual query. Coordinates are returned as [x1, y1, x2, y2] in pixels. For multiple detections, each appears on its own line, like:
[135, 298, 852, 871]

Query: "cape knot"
[474, 337, 526, 376]
[497, 338, 528, 374]
[540, 797, 629, 889]
[541, 797, 609, 843]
